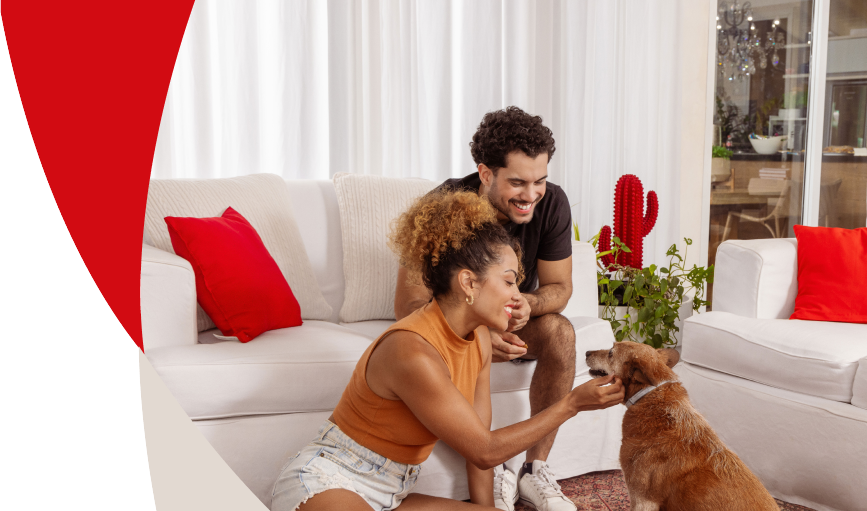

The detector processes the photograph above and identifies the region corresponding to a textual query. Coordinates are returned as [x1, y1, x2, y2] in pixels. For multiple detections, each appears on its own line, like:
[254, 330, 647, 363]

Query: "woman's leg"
[398, 493, 498, 510]
[297, 489, 374, 511]
[296, 490, 500, 511]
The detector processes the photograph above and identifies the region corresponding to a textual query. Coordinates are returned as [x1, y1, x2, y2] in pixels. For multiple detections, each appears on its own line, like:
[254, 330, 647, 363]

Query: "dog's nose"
[585, 351, 592, 358]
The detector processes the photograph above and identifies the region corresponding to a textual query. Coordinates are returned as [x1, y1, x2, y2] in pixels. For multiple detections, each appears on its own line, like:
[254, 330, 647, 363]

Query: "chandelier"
[716, 1, 784, 81]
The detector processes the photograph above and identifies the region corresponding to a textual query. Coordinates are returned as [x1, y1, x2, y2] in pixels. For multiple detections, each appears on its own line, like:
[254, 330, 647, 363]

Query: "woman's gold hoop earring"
[466, 295, 474, 306]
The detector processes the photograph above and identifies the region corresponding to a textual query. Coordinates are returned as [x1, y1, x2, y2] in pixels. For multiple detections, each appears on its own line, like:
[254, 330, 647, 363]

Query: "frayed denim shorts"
[271, 420, 422, 511]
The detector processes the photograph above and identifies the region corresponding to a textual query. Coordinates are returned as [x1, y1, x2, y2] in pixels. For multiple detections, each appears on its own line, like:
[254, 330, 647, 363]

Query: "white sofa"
[678, 238, 867, 511]
[140, 175, 625, 509]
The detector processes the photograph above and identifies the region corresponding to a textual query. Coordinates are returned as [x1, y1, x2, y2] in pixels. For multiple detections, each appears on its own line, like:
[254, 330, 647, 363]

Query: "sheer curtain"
[152, 0, 685, 265]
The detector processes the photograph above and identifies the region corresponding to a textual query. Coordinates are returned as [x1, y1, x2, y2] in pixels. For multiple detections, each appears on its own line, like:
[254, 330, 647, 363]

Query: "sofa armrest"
[141, 244, 198, 350]
[712, 238, 798, 319]
[561, 241, 598, 319]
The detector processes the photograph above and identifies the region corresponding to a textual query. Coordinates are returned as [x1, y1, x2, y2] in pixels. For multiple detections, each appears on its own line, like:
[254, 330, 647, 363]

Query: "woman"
[272, 190, 624, 511]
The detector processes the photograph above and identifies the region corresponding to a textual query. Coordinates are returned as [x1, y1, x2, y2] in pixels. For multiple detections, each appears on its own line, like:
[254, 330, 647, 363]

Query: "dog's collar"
[625, 380, 678, 408]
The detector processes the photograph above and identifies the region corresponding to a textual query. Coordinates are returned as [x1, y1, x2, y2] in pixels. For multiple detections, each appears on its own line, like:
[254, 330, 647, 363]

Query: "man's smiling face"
[480, 150, 548, 225]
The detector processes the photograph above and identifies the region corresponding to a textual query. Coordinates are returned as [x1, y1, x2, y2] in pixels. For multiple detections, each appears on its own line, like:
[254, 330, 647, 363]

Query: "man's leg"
[517, 313, 576, 463]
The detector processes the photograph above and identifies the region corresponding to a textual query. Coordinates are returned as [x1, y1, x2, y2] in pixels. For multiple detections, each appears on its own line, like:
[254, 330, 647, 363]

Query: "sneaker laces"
[530, 463, 565, 499]
[493, 465, 514, 501]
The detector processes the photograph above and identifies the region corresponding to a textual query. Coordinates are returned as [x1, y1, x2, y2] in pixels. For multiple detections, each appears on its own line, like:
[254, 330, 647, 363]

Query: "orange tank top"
[332, 299, 485, 465]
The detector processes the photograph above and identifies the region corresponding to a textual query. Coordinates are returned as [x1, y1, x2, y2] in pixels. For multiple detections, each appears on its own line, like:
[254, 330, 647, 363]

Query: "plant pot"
[597, 297, 694, 349]
[711, 158, 731, 183]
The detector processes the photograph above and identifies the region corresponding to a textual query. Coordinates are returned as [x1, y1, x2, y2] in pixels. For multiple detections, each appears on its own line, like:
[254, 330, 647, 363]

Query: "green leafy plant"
[712, 145, 733, 159]
[592, 234, 714, 348]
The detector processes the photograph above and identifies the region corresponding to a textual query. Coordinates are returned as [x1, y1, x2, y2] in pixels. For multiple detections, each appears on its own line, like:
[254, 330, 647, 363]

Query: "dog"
[585, 342, 779, 511]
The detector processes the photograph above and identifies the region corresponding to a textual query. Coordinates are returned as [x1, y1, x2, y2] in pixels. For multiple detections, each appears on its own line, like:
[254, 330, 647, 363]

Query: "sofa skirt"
[677, 363, 867, 511]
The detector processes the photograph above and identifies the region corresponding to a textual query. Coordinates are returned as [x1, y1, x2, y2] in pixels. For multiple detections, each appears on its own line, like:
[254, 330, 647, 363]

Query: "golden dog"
[585, 342, 778, 511]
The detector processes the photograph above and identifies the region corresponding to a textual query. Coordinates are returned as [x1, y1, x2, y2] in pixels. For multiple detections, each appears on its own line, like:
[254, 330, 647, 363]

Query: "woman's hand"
[567, 375, 624, 413]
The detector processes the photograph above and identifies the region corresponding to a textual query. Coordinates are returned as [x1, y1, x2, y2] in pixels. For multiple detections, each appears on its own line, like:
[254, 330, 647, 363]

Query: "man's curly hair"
[469, 106, 556, 173]
[388, 190, 523, 298]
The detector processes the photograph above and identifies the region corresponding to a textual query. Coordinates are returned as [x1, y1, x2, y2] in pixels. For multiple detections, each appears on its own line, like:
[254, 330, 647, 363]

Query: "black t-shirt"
[435, 173, 573, 293]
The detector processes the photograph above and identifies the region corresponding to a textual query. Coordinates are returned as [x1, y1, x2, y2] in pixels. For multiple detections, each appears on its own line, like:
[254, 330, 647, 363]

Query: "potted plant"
[591, 174, 714, 348]
[711, 145, 733, 189]
[592, 235, 713, 348]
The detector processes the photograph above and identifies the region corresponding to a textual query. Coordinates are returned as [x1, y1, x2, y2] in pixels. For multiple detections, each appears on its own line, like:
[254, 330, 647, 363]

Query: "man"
[394, 106, 577, 511]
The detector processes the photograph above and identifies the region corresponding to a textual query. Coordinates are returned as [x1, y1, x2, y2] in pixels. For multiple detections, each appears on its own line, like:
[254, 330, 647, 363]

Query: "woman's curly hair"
[388, 190, 524, 298]
[469, 106, 556, 173]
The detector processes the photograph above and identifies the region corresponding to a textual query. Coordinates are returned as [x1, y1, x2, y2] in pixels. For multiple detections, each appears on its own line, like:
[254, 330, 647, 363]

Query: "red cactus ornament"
[597, 174, 658, 269]
[598, 225, 614, 269]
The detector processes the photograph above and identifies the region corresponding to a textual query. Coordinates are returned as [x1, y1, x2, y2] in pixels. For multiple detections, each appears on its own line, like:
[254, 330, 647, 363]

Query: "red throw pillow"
[790, 225, 867, 324]
[165, 207, 302, 342]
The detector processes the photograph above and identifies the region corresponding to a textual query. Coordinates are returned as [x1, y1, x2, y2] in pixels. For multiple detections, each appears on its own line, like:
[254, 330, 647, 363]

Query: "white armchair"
[678, 238, 867, 511]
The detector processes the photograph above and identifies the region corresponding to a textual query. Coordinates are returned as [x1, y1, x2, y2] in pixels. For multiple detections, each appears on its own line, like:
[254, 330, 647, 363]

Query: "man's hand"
[568, 375, 625, 413]
[506, 293, 530, 332]
[489, 328, 528, 363]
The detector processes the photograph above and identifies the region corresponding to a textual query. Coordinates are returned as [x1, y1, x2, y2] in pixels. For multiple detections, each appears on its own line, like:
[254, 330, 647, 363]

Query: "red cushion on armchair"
[791, 225, 867, 324]
[165, 207, 302, 342]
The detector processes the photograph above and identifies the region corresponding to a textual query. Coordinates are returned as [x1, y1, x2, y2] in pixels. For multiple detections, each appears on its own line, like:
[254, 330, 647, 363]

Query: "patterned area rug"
[513, 470, 814, 511]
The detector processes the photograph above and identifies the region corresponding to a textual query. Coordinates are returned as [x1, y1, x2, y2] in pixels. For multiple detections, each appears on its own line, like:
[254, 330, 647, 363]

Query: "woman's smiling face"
[469, 245, 521, 331]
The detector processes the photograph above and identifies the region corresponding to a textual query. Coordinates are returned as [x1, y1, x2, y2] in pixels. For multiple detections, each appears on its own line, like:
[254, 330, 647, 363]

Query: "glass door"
[708, 0, 816, 303]
[817, 0, 867, 229]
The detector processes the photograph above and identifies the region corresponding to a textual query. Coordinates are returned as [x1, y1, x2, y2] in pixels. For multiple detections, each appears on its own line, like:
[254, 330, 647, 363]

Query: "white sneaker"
[493, 464, 519, 511]
[517, 460, 577, 511]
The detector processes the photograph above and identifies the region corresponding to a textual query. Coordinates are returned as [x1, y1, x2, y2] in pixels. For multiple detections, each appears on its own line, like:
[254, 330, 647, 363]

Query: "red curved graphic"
[3, 1, 196, 350]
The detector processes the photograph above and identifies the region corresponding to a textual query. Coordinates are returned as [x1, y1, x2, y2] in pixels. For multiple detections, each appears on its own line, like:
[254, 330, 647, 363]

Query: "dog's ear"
[630, 363, 651, 385]
[656, 348, 680, 368]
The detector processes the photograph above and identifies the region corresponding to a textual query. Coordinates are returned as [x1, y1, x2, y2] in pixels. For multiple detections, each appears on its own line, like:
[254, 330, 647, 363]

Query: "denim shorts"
[271, 421, 422, 511]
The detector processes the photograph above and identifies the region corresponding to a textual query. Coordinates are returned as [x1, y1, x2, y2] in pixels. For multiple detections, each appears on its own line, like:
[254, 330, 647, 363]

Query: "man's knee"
[539, 313, 576, 341]
[534, 313, 576, 356]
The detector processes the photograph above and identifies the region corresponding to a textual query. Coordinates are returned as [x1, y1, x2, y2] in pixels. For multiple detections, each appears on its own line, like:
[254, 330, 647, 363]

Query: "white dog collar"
[625, 380, 677, 408]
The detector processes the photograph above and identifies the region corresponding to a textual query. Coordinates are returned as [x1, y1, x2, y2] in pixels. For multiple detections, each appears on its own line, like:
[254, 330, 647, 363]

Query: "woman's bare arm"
[367, 331, 624, 471]
[465, 330, 494, 506]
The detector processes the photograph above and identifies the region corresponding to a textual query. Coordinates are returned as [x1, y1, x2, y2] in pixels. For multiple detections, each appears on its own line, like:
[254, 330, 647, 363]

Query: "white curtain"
[152, 0, 685, 266]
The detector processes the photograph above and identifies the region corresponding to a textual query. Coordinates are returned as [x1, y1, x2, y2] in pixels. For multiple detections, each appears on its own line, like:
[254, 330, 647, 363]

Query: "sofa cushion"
[852, 359, 867, 410]
[165, 207, 302, 343]
[682, 311, 867, 402]
[145, 321, 372, 420]
[283, 180, 345, 323]
[333, 173, 436, 323]
[712, 239, 798, 319]
[145, 174, 333, 330]
[791, 225, 867, 324]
